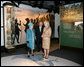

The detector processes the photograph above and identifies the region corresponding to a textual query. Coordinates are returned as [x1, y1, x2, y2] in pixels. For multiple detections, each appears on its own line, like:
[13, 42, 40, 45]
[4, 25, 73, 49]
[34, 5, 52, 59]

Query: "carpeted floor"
[50, 49, 83, 65]
[1, 54, 81, 66]
[1, 39, 83, 65]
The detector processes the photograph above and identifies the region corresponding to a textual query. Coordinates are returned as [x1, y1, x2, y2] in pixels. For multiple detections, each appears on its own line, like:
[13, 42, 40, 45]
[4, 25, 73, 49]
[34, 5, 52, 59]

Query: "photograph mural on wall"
[60, 2, 83, 48]
[60, 2, 83, 22]
[14, 7, 55, 45]
[4, 6, 55, 48]
[11, 18, 21, 44]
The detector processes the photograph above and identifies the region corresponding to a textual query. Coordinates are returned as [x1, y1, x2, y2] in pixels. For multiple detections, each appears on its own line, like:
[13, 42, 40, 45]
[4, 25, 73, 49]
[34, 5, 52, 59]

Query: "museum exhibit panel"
[2, 1, 60, 51]
[1, 1, 83, 66]
[60, 2, 83, 48]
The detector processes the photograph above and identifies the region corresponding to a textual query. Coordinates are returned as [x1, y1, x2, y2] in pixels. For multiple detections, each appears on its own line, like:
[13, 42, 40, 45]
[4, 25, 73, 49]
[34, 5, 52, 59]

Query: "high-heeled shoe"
[43, 56, 46, 58]
[28, 55, 30, 57]
[45, 56, 48, 59]
[32, 54, 34, 56]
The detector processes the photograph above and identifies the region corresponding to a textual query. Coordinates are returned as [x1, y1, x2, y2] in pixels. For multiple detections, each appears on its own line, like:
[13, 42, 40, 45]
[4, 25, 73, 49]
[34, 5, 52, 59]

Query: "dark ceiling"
[5, 1, 82, 13]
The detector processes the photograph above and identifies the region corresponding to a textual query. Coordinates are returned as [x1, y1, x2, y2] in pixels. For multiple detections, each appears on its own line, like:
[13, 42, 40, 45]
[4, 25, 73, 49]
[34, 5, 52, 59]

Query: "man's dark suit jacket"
[35, 26, 44, 42]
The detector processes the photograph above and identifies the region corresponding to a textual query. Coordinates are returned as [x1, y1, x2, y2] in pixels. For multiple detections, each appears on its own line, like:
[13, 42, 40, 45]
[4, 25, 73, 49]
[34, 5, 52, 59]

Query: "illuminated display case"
[4, 5, 15, 49]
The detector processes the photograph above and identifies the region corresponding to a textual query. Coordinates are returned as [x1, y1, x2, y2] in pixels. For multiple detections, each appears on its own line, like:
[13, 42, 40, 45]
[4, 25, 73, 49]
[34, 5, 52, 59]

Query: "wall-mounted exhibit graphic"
[60, 2, 83, 48]
[4, 6, 55, 48]
[60, 2, 83, 22]
[14, 7, 55, 45]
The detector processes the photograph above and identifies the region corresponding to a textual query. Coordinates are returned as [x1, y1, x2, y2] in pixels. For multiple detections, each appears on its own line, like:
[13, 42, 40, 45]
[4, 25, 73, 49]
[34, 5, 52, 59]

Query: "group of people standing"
[26, 19, 52, 59]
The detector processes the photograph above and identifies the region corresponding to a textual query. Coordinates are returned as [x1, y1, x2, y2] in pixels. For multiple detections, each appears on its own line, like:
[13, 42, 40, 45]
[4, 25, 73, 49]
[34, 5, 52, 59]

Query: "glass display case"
[4, 5, 15, 49]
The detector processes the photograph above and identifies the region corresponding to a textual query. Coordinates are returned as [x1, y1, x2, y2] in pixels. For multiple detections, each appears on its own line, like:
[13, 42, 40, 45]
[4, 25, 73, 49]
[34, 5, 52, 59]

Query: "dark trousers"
[36, 39, 44, 52]
[15, 33, 19, 43]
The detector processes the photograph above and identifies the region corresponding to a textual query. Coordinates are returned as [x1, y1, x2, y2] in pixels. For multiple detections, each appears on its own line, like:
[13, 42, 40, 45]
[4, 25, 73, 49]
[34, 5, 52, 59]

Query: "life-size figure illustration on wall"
[15, 18, 21, 43]
[23, 18, 30, 33]
[11, 18, 21, 44]
[30, 19, 33, 23]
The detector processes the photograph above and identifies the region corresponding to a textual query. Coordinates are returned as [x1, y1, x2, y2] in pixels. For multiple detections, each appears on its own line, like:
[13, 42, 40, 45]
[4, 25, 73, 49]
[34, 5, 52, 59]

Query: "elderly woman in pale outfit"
[41, 21, 52, 59]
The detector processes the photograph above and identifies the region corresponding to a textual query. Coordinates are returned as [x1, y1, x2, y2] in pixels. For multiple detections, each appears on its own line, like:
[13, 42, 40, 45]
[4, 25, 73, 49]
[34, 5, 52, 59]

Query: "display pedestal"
[5, 46, 16, 53]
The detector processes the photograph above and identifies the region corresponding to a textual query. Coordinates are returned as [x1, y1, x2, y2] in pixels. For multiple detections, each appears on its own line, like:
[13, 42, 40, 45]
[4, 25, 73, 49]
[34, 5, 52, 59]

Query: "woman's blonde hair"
[44, 20, 50, 27]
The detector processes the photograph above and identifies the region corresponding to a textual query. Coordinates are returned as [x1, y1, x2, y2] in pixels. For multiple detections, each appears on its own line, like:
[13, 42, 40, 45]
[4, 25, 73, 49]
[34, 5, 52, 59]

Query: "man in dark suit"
[35, 22, 44, 52]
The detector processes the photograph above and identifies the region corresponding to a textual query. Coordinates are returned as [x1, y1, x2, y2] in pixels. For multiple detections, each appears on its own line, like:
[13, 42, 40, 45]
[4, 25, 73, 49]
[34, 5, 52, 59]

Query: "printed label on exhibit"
[60, 2, 83, 48]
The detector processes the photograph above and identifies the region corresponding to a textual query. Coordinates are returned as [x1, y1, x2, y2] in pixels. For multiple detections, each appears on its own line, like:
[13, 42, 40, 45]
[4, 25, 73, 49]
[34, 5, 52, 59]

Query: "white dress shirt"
[39, 26, 42, 32]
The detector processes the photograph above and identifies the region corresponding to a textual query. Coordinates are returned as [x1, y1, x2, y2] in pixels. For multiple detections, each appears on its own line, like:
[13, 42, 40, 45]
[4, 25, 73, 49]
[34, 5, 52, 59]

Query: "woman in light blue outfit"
[26, 22, 36, 57]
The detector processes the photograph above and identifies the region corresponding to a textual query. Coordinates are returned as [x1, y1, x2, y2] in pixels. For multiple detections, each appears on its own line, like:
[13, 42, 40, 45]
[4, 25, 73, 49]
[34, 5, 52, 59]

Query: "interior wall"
[1, 1, 4, 46]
